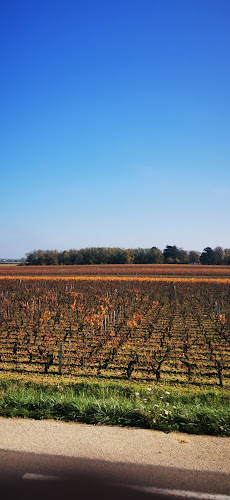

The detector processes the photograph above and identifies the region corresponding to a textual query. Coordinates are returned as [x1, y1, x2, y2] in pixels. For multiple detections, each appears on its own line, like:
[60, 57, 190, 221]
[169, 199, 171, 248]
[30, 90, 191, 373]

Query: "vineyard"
[1, 275, 230, 387]
[1, 263, 230, 277]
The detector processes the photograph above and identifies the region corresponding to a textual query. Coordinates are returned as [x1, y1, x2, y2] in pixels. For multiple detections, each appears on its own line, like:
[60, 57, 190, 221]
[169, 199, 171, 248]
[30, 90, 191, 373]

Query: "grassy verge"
[0, 372, 229, 436]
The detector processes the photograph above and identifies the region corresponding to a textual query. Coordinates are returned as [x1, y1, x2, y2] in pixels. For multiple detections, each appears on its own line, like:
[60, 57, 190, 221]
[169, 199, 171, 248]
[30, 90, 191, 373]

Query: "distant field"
[1, 263, 230, 277]
[0, 263, 19, 267]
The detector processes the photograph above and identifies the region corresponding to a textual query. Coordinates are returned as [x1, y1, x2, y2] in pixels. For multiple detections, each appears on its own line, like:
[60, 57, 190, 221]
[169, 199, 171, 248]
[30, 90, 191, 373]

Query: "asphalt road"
[0, 417, 229, 499]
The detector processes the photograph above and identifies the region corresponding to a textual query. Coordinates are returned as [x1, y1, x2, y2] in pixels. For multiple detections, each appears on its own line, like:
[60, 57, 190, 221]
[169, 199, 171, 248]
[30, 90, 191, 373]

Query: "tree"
[133, 248, 148, 264]
[178, 248, 189, 264]
[71, 249, 82, 264]
[224, 249, 230, 265]
[148, 247, 164, 264]
[59, 250, 70, 265]
[188, 250, 200, 264]
[44, 250, 59, 265]
[25, 250, 37, 265]
[26, 250, 46, 265]
[200, 247, 215, 265]
[126, 249, 135, 264]
[213, 247, 224, 265]
[163, 245, 180, 263]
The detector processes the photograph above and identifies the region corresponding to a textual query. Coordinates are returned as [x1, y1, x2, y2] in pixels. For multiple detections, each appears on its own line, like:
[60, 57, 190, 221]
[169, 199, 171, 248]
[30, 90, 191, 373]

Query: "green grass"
[0, 263, 19, 266]
[0, 373, 229, 436]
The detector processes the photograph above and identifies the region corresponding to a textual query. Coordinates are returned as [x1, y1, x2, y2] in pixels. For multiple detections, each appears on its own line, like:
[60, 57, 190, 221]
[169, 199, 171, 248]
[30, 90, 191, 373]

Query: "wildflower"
[165, 391, 170, 395]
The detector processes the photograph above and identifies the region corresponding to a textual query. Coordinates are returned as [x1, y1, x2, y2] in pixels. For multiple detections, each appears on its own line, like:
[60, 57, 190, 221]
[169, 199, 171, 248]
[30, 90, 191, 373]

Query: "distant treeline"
[25, 246, 230, 266]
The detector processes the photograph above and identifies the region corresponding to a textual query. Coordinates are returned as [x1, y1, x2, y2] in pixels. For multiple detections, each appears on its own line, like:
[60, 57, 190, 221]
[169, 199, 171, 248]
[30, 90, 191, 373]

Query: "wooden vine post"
[58, 342, 63, 375]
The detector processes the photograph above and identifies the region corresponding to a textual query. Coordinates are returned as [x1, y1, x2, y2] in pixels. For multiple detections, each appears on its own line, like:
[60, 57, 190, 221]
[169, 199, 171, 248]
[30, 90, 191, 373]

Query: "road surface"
[0, 417, 229, 499]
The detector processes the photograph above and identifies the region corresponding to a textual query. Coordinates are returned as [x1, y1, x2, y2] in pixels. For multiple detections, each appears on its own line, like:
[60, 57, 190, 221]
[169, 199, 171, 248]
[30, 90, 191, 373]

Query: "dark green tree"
[163, 245, 180, 263]
[200, 247, 215, 265]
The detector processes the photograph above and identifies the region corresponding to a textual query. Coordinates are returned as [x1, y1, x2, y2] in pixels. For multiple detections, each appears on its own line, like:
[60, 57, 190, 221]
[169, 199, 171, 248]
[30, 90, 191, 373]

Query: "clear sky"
[1, 0, 230, 258]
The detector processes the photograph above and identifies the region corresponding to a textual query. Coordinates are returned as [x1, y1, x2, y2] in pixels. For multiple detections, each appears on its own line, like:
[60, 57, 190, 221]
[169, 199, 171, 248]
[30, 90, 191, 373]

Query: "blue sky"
[1, 0, 230, 258]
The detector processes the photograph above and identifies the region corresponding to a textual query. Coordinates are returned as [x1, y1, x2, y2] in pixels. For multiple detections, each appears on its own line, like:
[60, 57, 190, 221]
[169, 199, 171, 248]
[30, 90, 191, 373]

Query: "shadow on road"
[0, 448, 229, 498]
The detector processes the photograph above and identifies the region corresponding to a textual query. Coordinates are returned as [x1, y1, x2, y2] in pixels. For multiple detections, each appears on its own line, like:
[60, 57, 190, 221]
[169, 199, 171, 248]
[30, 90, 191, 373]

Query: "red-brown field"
[1, 263, 230, 277]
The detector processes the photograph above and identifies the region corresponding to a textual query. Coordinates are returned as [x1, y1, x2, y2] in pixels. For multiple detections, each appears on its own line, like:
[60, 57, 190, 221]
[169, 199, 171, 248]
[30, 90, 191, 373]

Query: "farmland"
[0, 269, 230, 387]
[0, 265, 230, 436]
[2, 263, 230, 277]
